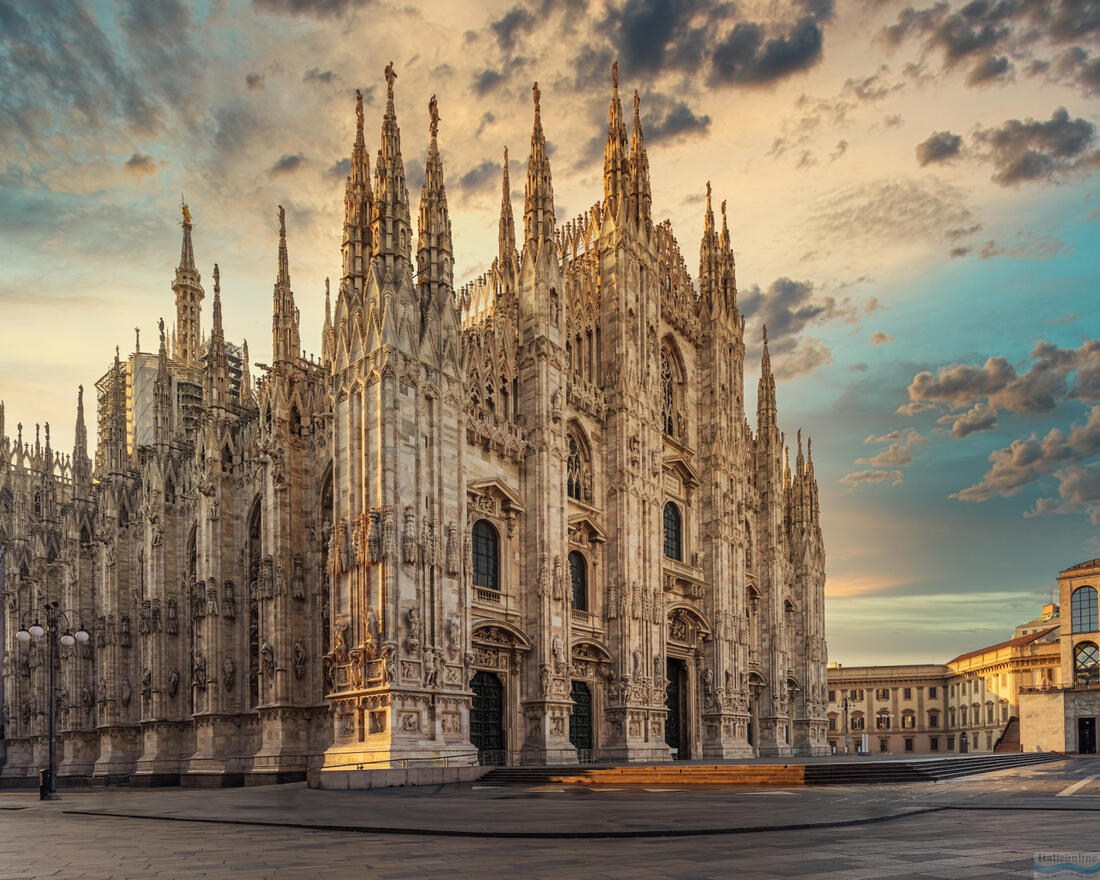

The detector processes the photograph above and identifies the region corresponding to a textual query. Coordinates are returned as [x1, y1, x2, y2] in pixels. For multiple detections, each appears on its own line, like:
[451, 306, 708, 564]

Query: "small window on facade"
[569, 551, 587, 611]
[929, 712, 939, 728]
[947, 736, 955, 750]
[904, 738, 914, 752]
[876, 714, 890, 730]
[828, 716, 837, 731]
[1072, 586, 1099, 633]
[902, 714, 916, 729]
[930, 736, 940, 751]
[876, 688, 890, 701]
[879, 738, 888, 753]
[663, 502, 682, 561]
[903, 687, 912, 700]
[661, 349, 675, 436]
[828, 689, 835, 702]
[851, 715, 865, 730]
[471, 520, 499, 591]
[929, 686, 937, 698]
[1074, 641, 1099, 687]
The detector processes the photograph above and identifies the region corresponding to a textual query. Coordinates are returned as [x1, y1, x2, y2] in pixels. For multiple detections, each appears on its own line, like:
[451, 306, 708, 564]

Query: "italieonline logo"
[1035, 853, 1100, 878]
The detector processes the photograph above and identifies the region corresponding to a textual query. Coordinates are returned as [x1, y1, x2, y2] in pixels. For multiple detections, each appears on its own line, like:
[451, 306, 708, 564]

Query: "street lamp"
[15, 601, 89, 800]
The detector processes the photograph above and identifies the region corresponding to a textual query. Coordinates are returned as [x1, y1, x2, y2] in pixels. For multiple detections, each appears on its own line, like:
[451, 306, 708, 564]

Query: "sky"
[1, 0, 1098, 665]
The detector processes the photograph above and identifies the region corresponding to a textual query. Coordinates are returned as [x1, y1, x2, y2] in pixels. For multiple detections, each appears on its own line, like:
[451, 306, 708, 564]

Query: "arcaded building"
[0, 65, 827, 785]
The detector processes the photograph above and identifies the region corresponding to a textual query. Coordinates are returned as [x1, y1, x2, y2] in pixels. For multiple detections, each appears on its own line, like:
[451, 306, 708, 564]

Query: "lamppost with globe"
[15, 601, 89, 799]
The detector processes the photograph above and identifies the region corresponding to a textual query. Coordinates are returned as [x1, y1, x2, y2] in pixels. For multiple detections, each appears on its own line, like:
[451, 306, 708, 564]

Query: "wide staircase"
[994, 716, 1022, 752]
[480, 751, 1063, 787]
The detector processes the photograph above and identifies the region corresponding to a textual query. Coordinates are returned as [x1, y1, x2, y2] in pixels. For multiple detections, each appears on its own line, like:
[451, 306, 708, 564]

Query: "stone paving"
[0, 757, 1097, 878]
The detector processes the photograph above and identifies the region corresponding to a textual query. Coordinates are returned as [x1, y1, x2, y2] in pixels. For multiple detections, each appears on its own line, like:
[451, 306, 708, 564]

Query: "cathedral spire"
[603, 61, 629, 224]
[371, 62, 412, 268]
[239, 339, 254, 406]
[758, 324, 777, 432]
[206, 263, 230, 403]
[342, 88, 373, 295]
[523, 82, 556, 251]
[417, 94, 454, 315]
[699, 181, 720, 310]
[172, 200, 204, 368]
[74, 384, 87, 459]
[154, 318, 174, 445]
[272, 205, 301, 365]
[720, 199, 738, 316]
[498, 146, 516, 269]
[108, 345, 128, 472]
[629, 89, 652, 231]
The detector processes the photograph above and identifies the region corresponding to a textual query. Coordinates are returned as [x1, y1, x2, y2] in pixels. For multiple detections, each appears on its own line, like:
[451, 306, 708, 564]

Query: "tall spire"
[628, 89, 652, 231]
[272, 205, 301, 365]
[523, 82, 555, 251]
[154, 318, 174, 445]
[74, 385, 87, 458]
[417, 93, 454, 317]
[108, 345, 128, 472]
[603, 61, 629, 224]
[172, 200, 204, 367]
[758, 324, 777, 431]
[342, 88, 373, 296]
[699, 181, 721, 310]
[371, 62, 412, 269]
[719, 199, 738, 316]
[498, 146, 516, 269]
[206, 263, 229, 403]
[239, 339, 254, 406]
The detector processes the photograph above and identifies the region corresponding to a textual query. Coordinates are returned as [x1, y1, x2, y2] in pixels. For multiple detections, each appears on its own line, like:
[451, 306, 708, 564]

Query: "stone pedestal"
[92, 724, 140, 780]
[701, 712, 754, 759]
[132, 720, 190, 780]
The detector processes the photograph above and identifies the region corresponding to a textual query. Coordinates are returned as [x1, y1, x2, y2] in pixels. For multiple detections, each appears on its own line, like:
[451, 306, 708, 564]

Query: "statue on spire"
[181, 199, 191, 227]
[532, 81, 541, 107]
[385, 61, 396, 93]
[612, 60, 618, 89]
[356, 88, 364, 126]
[429, 95, 439, 139]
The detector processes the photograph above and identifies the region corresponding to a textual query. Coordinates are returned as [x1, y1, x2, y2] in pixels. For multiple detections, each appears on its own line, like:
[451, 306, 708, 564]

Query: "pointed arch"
[566, 422, 593, 503]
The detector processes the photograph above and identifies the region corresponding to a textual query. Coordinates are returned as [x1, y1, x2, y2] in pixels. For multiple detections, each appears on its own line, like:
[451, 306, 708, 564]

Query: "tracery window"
[661, 349, 675, 436]
[569, 551, 587, 611]
[566, 431, 592, 502]
[1072, 586, 1098, 633]
[1075, 641, 1099, 687]
[663, 501, 682, 561]
[472, 520, 500, 591]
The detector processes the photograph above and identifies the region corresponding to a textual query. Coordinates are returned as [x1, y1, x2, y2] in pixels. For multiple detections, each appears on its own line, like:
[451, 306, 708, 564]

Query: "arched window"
[1075, 641, 1099, 687]
[472, 520, 499, 590]
[118, 503, 129, 528]
[663, 501, 682, 561]
[165, 477, 175, 504]
[1071, 586, 1098, 633]
[569, 551, 587, 611]
[661, 349, 675, 436]
[566, 431, 591, 502]
[744, 520, 754, 572]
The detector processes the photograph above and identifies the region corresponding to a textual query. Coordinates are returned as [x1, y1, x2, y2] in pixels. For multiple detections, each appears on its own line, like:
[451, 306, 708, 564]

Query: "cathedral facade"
[0, 65, 828, 785]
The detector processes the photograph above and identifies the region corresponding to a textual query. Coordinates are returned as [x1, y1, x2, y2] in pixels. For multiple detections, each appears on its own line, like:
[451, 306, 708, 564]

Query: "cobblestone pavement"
[1, 758, 1098, 879]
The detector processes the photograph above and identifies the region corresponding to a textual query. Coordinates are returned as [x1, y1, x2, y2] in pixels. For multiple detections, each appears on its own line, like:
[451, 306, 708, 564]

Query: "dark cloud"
[773, 337, 832, 380]
[840, 469, 904, 486]
[739, 277, 857, 343]
[916, 131, 963, 165]
[327, 157, 351, 178]
[640, 94, 711, 143]
[246, 72, 265, 90]
[1027, 464, 1100, 520]
[270, 154, 306, 176]
[974, 107, 1099, 185]
[456, 159, 500, 194]
[711, 16, 825, 85]
[937, 401, 998, 438]
[903, 339, 1100, 416]
[843, 67, 904, 101]
[856, 443, 913, 466]
[124, 153, 159, 175]
[491, 6, 536, 51]
[472, 69, 505, 95]
[405, 157, 426, 192]
[252, 0, 372, 16]
[304, 68, 337, 85]
[967, 53, 1012, 84]
[953, 405, 1100, 501]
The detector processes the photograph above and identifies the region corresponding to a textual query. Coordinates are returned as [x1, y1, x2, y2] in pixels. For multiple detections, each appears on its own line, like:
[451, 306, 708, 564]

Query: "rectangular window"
[961, 682, 967, 694]
[929, 686, 938, 698]
[828, 689, 835, 702]
[947, 736, 955, 750]
[876, 688, 890, 701]
[876, 715, 890, 730]
[905, 738, 914, 752]
[879, 738, 888, 753]
[986, 732, 993, 750]
[930, 736, 940, 751]
[849, 689, 864, 701]
[929, 712, 939, 728]
[987, 705, 994, 724]
[828, 716, 837, 731]
[903, 687, 912, 700]
[902, 714, 915, 729]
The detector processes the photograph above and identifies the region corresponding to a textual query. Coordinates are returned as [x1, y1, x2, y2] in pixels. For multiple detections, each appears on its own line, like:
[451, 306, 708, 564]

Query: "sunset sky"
[1, 0, 1097, 664]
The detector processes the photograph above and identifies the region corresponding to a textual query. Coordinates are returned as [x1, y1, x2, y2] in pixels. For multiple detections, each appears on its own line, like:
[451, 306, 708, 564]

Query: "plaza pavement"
[1, 756, 1098, 878]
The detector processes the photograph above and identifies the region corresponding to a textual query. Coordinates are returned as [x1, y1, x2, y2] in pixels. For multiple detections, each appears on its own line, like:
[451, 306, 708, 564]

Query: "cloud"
[640, 94, 711, 143]
[246, 73, 265, 90]
[773, 337, 833, 380]
[952, 405, 1100, 502]
[472, 69, 505, 95]
[1025, 463, 1100, 522]
[978, 235, 1065, 259]
[251, 0, 371, 16]
[840, 469, 904, 486]
[864, 428, 928, 446]
[967, 53, 1013, 85]
[937, 401, 999, 438]
[123, 153, 159, 176]
[904, 339, 1100, 415]
[974, 107, 1099, 185]
[856, 443, 913, 466]
[456, 159, 500, 195]
[327, 157, 351, 179]
[491, 6, 536, 51]
[710, 17, 825, 86]
[739, 277, 857, 342]
[270, 153, 306, 176]
[871, 331, 894, 345]
[916, 131, 962, 166]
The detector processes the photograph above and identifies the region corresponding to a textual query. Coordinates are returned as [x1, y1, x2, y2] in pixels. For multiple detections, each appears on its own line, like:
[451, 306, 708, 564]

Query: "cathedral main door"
[569, 680, 592, 753]
[665, 658, 686, 758]
[470, 671, 504, 763]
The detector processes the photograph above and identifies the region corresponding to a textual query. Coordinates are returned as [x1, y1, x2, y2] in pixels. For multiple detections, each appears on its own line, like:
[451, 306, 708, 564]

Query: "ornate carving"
[402, 506, 418, 564]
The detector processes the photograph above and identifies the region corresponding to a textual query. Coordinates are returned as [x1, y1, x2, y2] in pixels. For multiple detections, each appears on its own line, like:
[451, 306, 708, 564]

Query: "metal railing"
[475, 748, 598, 767]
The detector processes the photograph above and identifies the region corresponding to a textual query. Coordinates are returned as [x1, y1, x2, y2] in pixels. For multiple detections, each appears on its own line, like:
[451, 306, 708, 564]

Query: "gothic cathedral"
[0, 65, 828, 785]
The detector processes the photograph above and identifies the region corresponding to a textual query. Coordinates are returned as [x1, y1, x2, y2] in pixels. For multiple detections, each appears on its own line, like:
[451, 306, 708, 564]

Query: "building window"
[905, 738, 914, 752]
[930, 736, 940, 751]
[929, 712, 939, 728]
[1072, 586, 1098, 633]
[828, 715, 837, 731]
[661, 348, 675, 436]
[663, 502, 682, 561]
[1074, 641, 1099, 687]
[961, 682, 967, 695]
[947, 735, 955, 750]
[902, 714, 916, 729]
[848, 689, 864, 701]
[851, 714, 865, 731]
[876, 714, 890, 730]
[876, 688, 890, 701]
[569, 551, 588, 611]
[948, 708, 956, 726]
[828, 689, 835, 702]
[929, 686, 937, 698]
[960, 706, 968, 725]
[566, 431, 592, 503]
[986, 704, 994, 724]
[879, 738, 888, 753]
[472, 520, 499, 591]
[1001, 704, 1009, 722]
